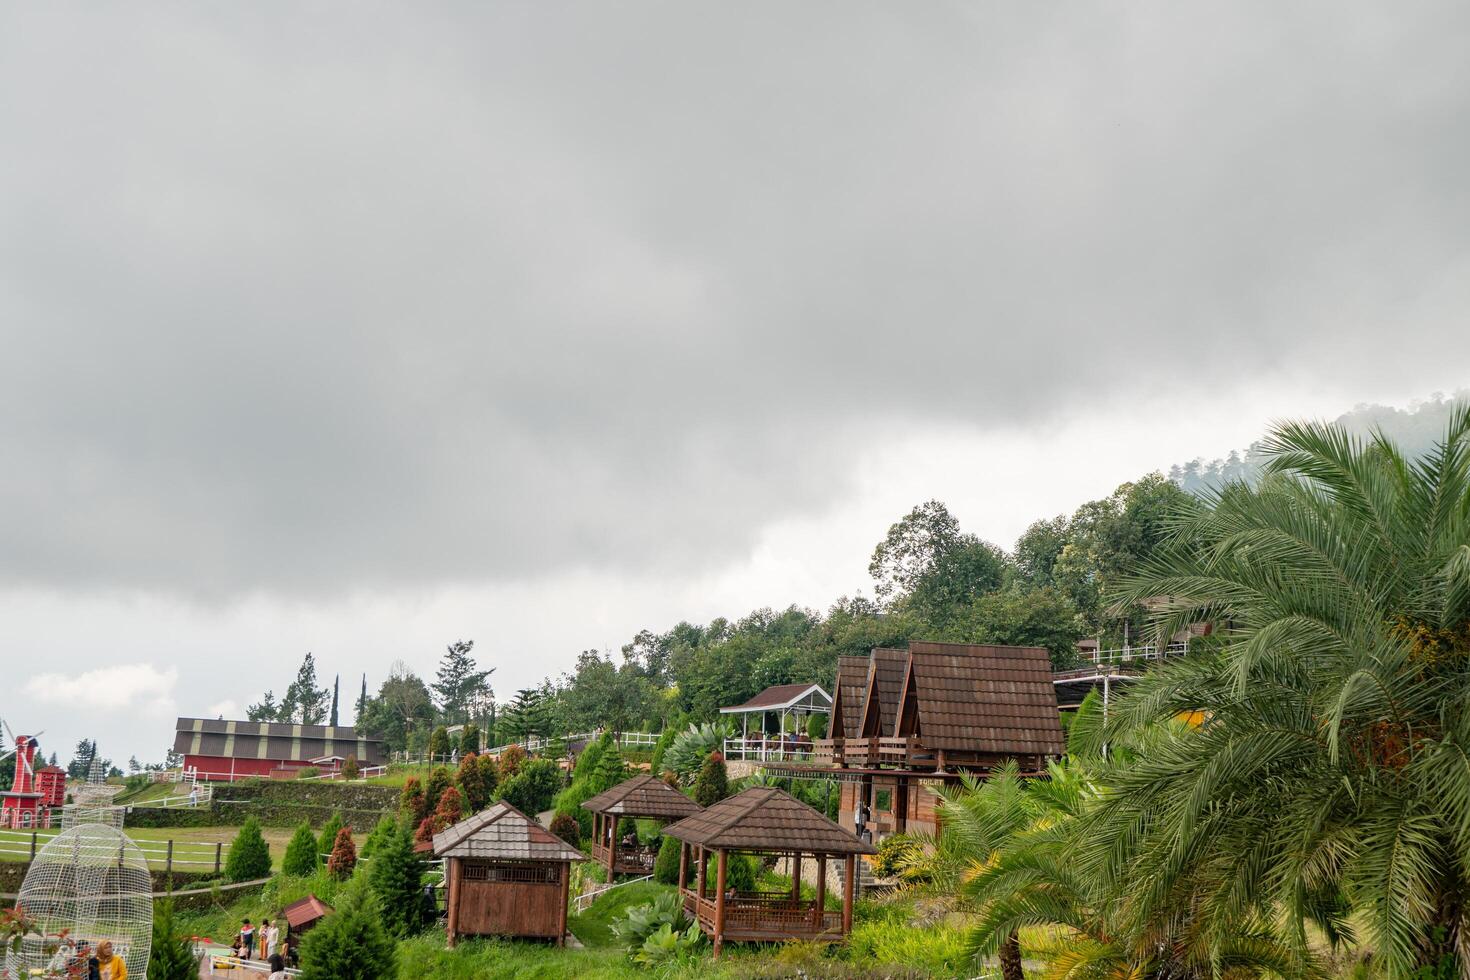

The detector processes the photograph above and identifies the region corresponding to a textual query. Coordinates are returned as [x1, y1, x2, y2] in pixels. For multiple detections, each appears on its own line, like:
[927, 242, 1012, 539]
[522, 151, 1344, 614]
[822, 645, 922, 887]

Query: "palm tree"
[1094, 408, 1470, 978]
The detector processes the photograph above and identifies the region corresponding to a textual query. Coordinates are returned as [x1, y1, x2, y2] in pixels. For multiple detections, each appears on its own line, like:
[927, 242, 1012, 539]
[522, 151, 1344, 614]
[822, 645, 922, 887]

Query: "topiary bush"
[456, 751, 491, 812]
[358, 814, 397, 859]
[367, 823, 427, 939]
[692, 752, 729, 808]
[299, 879, 398, 980]
[327, 826, 358, 879]
[317, 813, 345, 857]
[282, 821, 321, 877]
[649, 728, 677, 781]
[497, 744, 526, 779]
[653, 835, 682, 885]
[498, 758, 562, 815]
[423, 767, 454, 816]
[341, 754, 359, 780]
[872, 833, 923, 880]
[148, 900, 200, 980]
[549, 812, 582, 847]
[428, 726, 450, 759]
[400, 776, 427, 825]
[224, 817, 272, 882]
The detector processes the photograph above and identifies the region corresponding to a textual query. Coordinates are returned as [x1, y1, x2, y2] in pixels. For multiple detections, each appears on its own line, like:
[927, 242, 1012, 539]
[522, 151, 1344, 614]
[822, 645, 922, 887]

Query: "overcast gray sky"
[3, 2, 1469, 765]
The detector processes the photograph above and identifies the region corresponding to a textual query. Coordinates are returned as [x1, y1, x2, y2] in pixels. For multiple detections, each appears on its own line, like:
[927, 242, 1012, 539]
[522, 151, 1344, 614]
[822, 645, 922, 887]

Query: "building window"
[460, 862, 559, 885]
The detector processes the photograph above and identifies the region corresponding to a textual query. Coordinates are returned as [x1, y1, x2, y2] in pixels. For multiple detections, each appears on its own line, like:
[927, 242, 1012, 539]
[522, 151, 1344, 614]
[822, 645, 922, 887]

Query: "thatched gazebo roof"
[582, 774, 704, 820]
[664, 787, 875, 856]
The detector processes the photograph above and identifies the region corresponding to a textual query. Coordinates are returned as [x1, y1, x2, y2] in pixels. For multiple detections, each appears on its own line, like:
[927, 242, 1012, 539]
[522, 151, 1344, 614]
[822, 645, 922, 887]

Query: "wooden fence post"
[31, 832, 38, 859]
[166, 839, 174, 875]
[215, 841, 223, 875]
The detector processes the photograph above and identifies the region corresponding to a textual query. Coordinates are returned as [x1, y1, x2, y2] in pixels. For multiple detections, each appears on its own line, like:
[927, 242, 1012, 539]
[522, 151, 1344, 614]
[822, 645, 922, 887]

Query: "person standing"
[262, 917, 278, 960]
[239, 919, 254, 960]
[94, 940, 127, 980]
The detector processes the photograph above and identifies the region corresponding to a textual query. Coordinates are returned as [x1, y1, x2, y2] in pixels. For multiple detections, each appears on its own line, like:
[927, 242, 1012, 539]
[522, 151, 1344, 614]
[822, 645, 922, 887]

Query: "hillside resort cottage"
[173, 718, 388, 781]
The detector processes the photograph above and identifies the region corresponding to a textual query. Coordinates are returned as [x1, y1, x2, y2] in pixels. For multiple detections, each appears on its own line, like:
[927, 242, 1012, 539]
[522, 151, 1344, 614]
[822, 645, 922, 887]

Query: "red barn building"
[2, 735, 66, 829]
[173, 718, 387, 782]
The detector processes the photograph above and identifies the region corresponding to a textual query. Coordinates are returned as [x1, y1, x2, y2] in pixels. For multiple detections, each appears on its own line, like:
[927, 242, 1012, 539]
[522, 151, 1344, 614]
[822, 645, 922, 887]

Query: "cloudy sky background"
[3, 2, 1469, 765]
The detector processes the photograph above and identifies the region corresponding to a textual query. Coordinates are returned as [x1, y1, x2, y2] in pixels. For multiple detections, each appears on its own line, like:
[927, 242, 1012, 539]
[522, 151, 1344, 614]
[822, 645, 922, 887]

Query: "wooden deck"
[682, 889, 843, 942]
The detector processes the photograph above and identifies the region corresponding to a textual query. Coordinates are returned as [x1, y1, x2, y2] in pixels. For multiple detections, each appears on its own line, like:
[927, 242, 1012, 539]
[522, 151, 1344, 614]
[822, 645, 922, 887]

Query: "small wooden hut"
[431, 801, 585, 947]
[583, 774, 704, 876]
[663, 786, 875, 957]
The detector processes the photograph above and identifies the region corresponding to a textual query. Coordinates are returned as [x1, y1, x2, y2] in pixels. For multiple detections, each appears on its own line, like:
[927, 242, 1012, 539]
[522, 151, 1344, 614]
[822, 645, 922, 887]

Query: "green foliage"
[549, 812, 582, 845]
[456, 751, 492, 812]
[341, 754, 359, 780]
[575, 732, 612, 781]
[589, 741, 628, 795]
[282, 821, 322, 877]
[691, 753, 728, 807]
[633, 922, 703, 966]
[459, 721, 481, 754]
[148, 901, 200, 980]
[367, 822, 428, 938]
[428, 725, 450, 758]
[498, 757, 562, 815]
[725, 852, 757, 893]
[223, 817, 272, 882]
[316, 812, 345, 856]
[298, 879, 397, 980]
[610, 891, 692, 952]
[423, 766, 454, 815]
[653, 835, 682, 885]
[1090, 411, 1470, 978]
[937, 584, 1086, 669]
[871, 833, 922, 880]
[650, 727, 676, 776]
[400, 775, 428, 824]
[359, 814, 398, 859]
[663, 722, 726, 781]
[804, 713, 826, 740]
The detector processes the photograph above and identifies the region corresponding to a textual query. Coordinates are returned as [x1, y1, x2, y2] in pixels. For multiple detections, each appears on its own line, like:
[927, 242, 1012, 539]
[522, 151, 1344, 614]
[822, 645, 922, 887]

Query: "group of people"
[236, 917, 292, 976]
[45, 938, 128, 980]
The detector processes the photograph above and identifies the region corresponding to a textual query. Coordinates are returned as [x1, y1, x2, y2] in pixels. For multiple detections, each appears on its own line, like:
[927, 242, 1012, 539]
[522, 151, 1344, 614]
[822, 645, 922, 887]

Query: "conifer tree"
[424, 766, 453, 815]
[456, 751, 491, 812]
[359, 814, 397, 859]
[329, 674, 340, 727]
[368, 824, 427, 938]
[692, 752, 729, 808]
[224, 817, 272, 882]
[327, 826, 357, 879]
[299, 879, 397, 980]
[148, 901, 200, 980]
[399, 776, 427, 825]
[654, 835, 682, 885]
[428, 725, 450, 759]
[317, 813, 345, 857]
[341, 754, 359, 780]
[282, 821, 321, 877]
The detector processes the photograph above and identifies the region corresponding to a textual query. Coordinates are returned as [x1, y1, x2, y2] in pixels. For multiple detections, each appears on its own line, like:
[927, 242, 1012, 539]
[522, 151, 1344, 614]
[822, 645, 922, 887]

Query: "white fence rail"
[1086, 642, 1189, 666]
[573, 873, 653, 912]
[722, 737, 815, 763]
[394, 730, 662, 766]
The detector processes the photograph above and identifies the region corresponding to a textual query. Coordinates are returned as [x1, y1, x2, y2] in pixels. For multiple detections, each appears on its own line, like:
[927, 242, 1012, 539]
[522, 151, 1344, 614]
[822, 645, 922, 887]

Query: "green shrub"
[872, 833, 921, 879]
[423, 767, 454, 815]
[367, 823, 427, 938]
[549, 812, 582, 846]
[317, 813, 345, 857]
[805, 713, 827, 740]
[691, 753, 728, 808]
[663, 722, 725, 781]
[148, 901, 200, 980]
[726, 853, 757, 893]
[428, 726, 450, 759]
[649, 728, 677, 778]
[634, 922, 703, 966]
[223, 817, 272, 882]
[456, 751, 492, 812]
[359, 814, 398, 859]
[341, 755, 359, 780]
[498, 758, 562, 815]
[399, 776, 427, 824]
[296, 766, 320, 780]
[553, 781, 595, 840]
[299, 879, 397, 980]
[282, 821, 321, 877]
[653, 835, 682, 885]
[610, 891, 691, 952]
[460, 722, 481, 754]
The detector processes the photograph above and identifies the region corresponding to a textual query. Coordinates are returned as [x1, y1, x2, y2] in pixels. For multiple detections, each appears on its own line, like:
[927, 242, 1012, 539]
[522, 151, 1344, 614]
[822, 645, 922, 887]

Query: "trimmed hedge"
[126, 780, 398, 831]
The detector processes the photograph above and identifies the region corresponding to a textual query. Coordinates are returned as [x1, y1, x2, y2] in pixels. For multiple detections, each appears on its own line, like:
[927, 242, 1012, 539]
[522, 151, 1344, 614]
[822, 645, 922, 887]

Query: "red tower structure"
[2, 735, 64, 829]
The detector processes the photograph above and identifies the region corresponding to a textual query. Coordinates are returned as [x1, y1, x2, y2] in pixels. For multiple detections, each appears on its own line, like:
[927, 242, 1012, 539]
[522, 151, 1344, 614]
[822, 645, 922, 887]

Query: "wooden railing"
[683, 889, 841, 939]
[592, 841, 656, 873]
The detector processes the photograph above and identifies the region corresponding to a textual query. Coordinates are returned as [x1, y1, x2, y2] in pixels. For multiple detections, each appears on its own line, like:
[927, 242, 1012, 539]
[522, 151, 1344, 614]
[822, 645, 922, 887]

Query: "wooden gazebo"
[431, 801, 585, 947]
[582, 774, 704, 876]
[663, 786, 876, 957]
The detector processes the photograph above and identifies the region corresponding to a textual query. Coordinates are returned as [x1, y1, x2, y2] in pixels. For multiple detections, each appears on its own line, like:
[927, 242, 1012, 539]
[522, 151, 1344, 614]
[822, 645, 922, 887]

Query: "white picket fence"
[0, 828, 228, 871]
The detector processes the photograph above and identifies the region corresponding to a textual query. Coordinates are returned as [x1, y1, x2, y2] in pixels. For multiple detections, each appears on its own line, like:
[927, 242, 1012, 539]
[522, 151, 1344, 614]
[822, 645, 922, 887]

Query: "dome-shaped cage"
[6, 823, 153, 979]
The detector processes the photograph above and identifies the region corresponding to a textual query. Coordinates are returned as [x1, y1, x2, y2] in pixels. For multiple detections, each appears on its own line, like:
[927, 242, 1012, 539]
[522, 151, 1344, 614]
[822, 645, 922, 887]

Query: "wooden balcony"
[591, 840, 657, 876]
[683, 889, 843, 942]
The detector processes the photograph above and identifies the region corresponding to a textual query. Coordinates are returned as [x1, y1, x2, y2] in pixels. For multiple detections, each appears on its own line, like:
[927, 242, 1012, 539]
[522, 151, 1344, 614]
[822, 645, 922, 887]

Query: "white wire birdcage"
[6, 823, 153, 980]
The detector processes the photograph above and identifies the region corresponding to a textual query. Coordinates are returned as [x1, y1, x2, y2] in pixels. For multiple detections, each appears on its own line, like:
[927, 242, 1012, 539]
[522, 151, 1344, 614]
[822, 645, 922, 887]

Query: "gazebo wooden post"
[696, 845, 706, 900]
[557, 860, 569, 946]
[842, 854, 855, 935]
[713, 848, 728, 958]
[814, 854, 827, 930]
[445, 856, 460, 948]
[678, 840, 689, 891]
[790, 852, 802, 901]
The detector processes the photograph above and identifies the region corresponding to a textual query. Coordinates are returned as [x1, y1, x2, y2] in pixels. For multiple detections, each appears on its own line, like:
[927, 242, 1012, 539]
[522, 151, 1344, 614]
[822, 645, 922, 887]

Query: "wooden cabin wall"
[454, 865, 567, 939]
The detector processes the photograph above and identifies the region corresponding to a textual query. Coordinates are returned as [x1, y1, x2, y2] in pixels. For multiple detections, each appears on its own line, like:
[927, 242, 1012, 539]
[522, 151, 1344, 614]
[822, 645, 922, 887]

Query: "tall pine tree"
[148, 901, 200, 980]
[431, 639, 493, 724]
[329, 675, 340, 726]
[354, 674, 368, 722]
[367, 824, 427, 938]
[282, 652, 329, 725]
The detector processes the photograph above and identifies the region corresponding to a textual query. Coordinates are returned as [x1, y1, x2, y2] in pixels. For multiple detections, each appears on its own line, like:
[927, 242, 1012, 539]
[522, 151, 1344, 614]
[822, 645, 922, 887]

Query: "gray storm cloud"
[2, 2, 1468, 595]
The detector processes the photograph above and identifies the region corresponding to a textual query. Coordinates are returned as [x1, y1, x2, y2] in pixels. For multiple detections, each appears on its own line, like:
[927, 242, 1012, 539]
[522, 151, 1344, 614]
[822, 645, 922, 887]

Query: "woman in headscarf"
[94, 940, 127, 980]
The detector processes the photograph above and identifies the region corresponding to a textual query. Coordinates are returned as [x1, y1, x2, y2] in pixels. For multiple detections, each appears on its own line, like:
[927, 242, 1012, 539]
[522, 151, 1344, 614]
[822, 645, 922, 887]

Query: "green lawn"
[0, 825, 364, 872]
[567, 879, 672, 948]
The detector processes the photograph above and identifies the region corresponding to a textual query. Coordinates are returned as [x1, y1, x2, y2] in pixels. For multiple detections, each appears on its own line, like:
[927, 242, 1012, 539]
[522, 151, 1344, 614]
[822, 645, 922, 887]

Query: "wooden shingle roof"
[663, 787, 875, 856]
[860, 648, 908, 737]
[582, 775, 704, 819]
[282, 894, 332, 929]
[829, 656, 870, 740]
[899, 642, 1065, 755]
[432, 802, 585, 863]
